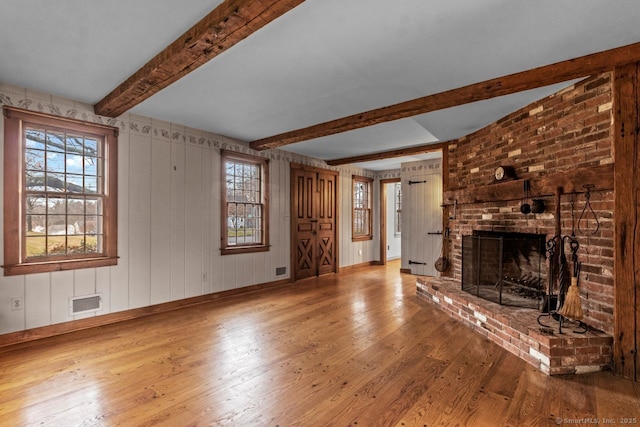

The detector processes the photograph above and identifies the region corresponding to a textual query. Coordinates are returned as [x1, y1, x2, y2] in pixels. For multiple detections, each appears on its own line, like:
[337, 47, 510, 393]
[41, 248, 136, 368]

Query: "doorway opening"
[379, 178, 401, 266]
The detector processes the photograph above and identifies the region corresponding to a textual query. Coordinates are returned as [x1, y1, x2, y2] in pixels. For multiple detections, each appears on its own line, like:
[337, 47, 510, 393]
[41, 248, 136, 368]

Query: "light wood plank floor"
[1, 261, 638, 426]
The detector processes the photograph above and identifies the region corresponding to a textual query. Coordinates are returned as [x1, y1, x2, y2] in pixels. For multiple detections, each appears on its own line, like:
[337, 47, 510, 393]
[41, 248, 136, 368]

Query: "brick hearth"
[416, 276, 612, 375]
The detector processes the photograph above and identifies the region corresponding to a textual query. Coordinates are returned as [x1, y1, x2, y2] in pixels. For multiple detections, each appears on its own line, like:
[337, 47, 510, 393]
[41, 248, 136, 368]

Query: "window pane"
[66, 135, 83, 156]
[26, 214, 46, 234]
[84, 156, 98, 176]
[25, 149, 45, 172]
[65, 174, 83, 193]
[253, 177, 261, 197]
[45, 131, 66, 153]
[25, 236, 47, 258]
[67, 236, 87, 255]
[85, 235, 100, 254]
[47, 215, 67, 236]
[85, 216, 100, 234]
[25, 129, 46, 150]
[25, 171, 45, 191]
[84, 138, 98, 157]
[67, 197, 84, 215]
[46, 196, 65, 215]
[47, 241, 67, 255]
[227, 203, 237, 224]
[363, 211, 370, 232]
[68, 215, 85, 234]
[66, 153, 84, 175]
[26, 195, 46, 214]
[84, 175, 98, 193]
[85, 215, 102, 235]
[46, 173, 65, 192]
[86, 198, 101, 216]
[354, 210, 362, 234]
[26, 196, 46, 233]
[46, 151, 64, 173]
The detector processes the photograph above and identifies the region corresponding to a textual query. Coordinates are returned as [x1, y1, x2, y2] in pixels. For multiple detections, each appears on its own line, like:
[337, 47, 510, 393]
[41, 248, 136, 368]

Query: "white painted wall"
[385, 182, 401, 260]
[0, 84, 379, 335]
[338, 169, 379, 268]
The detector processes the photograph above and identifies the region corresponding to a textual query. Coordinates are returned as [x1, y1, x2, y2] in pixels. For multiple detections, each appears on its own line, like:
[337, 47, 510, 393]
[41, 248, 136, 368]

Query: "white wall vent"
[70, 293, 102, 316]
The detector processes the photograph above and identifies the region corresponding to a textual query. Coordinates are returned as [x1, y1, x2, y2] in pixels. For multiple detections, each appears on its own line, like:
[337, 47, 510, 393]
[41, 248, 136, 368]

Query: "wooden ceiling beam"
[94, 0, 305, 117]
[251, 41, 640, 151]
[442, 163, 614, 206]
[325, 141, 448, 166]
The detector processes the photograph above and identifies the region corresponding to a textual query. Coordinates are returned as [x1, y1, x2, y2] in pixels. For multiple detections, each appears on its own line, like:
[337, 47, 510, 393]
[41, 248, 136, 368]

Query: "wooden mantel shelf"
[443, 163, 614, 205]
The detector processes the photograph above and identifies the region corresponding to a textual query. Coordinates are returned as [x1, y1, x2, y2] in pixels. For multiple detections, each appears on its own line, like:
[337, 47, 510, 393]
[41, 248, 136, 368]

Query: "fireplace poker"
[538, 236, 560, 328]
[557, 236, 571, 310]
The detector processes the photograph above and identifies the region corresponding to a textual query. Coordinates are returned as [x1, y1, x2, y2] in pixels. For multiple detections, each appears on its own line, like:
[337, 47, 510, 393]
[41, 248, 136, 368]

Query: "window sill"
[352, 236, 373, 242]
[3, 256, 118, 276]
[221, 245, 270, 256]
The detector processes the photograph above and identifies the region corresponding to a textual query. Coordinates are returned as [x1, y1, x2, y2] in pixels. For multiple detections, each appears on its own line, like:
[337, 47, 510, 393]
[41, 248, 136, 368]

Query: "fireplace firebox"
[462, 231, 547, 309]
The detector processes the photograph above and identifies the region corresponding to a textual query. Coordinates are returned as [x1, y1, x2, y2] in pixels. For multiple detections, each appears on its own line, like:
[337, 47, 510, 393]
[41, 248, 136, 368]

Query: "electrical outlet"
[11, 297, 23, 311]
[358, 249, 362, 256]
[202, 273, 208, 282]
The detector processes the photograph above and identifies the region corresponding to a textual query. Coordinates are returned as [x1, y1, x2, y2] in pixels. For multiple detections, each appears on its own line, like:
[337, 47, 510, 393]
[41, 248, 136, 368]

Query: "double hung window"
[221, 150, 269, 254]
[3, 107, 118, 275]
[352, 175, 373, 241]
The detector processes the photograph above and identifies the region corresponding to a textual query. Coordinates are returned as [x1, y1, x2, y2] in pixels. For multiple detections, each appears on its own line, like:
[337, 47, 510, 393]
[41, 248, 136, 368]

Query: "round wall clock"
[494, 165, 515, 181]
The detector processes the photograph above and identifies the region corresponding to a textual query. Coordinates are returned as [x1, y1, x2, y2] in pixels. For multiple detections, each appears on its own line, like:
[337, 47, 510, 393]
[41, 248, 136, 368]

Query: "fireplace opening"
[462, 231, 547, 309]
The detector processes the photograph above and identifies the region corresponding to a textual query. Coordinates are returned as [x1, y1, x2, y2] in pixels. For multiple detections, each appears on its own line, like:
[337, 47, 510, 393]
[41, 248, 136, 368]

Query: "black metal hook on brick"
[578, 184, 600, 235]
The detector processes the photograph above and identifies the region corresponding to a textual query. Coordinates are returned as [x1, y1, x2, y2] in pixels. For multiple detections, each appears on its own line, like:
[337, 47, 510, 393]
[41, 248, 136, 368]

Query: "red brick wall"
[446, 73, 614, 334]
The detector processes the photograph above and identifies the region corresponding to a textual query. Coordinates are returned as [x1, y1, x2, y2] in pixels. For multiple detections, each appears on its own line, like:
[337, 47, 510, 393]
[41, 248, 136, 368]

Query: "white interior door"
[406, 173, 442, 276]
[385, 182, 402, 260]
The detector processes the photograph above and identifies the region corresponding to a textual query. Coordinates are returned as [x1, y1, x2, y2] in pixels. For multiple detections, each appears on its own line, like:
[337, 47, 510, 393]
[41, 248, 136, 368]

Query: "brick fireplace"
[416, 73, 615, 374]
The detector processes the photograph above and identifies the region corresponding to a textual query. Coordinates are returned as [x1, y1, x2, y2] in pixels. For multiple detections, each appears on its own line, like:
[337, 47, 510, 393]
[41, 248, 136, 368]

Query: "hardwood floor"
[0, 261, 638, 426]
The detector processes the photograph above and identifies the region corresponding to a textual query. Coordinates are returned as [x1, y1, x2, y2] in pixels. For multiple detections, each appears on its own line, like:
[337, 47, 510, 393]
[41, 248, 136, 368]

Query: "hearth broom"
[559, 262, 583, 320]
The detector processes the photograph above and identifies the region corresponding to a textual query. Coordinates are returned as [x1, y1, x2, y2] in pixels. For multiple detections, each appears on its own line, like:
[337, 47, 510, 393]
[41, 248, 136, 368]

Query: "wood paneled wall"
[0, 84, 378, 336]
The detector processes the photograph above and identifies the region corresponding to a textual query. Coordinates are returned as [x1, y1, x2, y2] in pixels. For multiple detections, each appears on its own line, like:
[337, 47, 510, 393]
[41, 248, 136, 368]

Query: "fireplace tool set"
[537, 188, 596, 334]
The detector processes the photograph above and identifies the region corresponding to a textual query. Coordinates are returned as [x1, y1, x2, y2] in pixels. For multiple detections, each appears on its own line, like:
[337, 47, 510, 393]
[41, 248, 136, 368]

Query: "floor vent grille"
[70, 294, 102, 316]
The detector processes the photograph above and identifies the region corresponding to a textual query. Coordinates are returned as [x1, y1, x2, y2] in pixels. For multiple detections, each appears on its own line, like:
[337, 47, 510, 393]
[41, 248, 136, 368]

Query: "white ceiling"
[2, 0, 640, 171]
